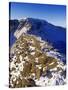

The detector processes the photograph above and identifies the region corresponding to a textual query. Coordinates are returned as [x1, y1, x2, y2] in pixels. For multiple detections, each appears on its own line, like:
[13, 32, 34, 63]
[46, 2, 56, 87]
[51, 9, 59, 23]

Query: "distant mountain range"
[9, 18, 66, 55]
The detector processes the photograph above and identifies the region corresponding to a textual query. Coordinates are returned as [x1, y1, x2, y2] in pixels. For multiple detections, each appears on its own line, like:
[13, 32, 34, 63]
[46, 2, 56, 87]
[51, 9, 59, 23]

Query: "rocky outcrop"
[9, 34, 66, 88]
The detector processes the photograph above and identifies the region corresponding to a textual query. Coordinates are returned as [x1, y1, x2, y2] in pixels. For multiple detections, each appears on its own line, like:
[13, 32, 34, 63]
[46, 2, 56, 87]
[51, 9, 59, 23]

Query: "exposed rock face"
[9, 34, 66, 88]
[14, 19, 32, 39]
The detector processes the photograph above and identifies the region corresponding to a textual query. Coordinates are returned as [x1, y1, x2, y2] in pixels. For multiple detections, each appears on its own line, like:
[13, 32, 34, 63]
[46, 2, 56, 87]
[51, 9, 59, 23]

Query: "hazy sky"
[9, 2, 66, 28]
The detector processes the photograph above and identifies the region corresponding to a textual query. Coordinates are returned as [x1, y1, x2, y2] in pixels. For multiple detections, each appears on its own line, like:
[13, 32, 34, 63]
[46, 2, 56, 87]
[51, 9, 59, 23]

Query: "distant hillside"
[9, 18, 66, 54]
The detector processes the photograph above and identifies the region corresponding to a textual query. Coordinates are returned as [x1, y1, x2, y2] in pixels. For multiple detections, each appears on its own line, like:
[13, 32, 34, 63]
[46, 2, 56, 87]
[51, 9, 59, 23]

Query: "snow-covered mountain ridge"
[9, 18, 66, 88]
